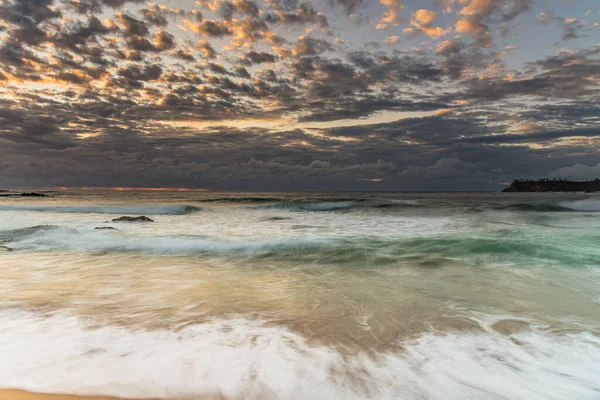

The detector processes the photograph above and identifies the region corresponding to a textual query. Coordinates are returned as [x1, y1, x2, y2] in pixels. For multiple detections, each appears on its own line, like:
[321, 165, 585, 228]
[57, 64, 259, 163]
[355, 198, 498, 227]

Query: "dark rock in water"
[0, 246, 13, 252]
[262, 216, 292, 221]
[502, 179, 600, 192]
[20, 192, 47, 197]
[95, 227, 118, 230]
[111, 216, 154, 223]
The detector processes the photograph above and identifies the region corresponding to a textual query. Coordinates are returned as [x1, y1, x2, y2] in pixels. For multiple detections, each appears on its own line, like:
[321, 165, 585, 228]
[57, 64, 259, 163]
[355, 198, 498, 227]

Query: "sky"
[0, 0, 599, 191]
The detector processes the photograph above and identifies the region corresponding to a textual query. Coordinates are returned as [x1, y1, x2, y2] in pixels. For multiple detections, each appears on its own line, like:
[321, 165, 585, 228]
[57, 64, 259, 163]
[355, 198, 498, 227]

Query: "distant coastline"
[502, 179, 600, 192]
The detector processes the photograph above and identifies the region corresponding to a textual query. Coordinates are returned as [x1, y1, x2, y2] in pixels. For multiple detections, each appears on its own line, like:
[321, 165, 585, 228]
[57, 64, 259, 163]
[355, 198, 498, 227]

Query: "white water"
[561, 198, 600, 212]
[0, 311, 598, 400]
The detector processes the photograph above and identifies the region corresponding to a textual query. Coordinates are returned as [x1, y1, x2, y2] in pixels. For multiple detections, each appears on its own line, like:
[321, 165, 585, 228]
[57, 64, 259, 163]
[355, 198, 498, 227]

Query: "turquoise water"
[0, 191, 599, 399]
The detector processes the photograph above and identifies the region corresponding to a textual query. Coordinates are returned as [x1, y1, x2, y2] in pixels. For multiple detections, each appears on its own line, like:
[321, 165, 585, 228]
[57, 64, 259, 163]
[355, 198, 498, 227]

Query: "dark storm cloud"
[118, 13, 149, 36]
[117, 64, 162, 82]
[1, 99, 597, 190]
[462, 47, 600, 102]
[240, 51, 278, 65]
[0, 0, 598, 189]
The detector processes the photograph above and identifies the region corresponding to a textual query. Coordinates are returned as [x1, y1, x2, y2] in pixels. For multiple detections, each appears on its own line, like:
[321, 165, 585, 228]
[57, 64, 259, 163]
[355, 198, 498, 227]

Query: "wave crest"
[498, 199, 600, 212]
[255, 200, 423, 212]
[4, 228, 599, 266]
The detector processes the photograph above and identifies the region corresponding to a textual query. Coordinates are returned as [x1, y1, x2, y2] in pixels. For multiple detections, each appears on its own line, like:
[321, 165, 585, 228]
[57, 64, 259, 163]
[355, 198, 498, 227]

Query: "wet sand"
[0, 391, 136, 400]
[0, 390, 221, 400]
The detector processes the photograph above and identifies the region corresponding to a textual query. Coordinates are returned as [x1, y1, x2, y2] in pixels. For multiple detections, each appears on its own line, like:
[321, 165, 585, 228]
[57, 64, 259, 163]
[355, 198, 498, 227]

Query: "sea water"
[0, 191, 599, 399]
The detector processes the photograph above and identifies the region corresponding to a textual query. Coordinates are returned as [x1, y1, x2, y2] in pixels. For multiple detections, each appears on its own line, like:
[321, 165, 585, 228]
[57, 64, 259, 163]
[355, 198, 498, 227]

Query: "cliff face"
[502, 179, 600, 192]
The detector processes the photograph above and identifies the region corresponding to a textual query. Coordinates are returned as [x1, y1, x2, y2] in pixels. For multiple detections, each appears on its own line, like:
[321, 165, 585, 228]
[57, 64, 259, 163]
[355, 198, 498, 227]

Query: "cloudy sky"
[0, 0, 598, 190]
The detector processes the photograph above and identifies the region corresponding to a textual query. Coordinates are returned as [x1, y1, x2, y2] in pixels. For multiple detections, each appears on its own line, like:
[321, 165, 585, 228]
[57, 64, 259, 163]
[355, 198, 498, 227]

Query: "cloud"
[197, 40, 217, 58]
[383, 36, 400, 44]
[0, 0, 596, 190]
[328, 0, 368, 14]
[398, 158, 485, 179]
[545, 163, 600, 181]
[184, 19, 231, 37]
[378, 0, 404, 28]
[405, 9, 451, 38]
[118, 13, 149, 36]
[292, 36, 333, 56]
[240, 51, 278, 65]
[455, 17, 492, 47]
[153, 29, 175, 51]
[435, 39, 463, 55]
[455, 0, 533, 47]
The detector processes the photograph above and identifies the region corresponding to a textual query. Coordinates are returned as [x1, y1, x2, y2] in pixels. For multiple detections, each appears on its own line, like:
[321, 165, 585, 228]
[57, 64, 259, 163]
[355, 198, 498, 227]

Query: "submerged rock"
[20, 192, 47, 197]
[111, 216, 154, 223]
[95, 227, 119, 230]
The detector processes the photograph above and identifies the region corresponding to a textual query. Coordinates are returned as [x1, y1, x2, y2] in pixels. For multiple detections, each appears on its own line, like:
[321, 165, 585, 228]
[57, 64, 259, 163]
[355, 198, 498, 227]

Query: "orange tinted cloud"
[378, 0, 404, 28]
[406, 9, 451, 38]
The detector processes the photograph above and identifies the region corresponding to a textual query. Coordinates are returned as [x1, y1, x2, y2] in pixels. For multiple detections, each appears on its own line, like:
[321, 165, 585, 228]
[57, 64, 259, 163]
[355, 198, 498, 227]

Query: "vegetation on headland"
[502, 178, 600, 192]
[0, 192, 47, 197]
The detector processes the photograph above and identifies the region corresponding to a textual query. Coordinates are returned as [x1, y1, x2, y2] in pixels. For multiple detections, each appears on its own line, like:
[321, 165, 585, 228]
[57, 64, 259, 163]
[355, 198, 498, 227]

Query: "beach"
[0, 391, 145, 400]
[0, 191, 599, 399]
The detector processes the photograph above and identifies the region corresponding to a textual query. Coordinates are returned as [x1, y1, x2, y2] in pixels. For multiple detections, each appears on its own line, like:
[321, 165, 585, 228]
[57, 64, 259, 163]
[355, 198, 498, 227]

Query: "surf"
[3, 225, 599, 267]
[0, 310, 598, 400]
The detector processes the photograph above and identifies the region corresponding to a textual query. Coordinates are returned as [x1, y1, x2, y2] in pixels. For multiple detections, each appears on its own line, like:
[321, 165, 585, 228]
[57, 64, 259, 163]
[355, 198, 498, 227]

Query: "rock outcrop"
[20, 192, 47, 197]
[111, 216, 154, 222]
[0, 192, 47, 197]
[502, 179, 600, 192]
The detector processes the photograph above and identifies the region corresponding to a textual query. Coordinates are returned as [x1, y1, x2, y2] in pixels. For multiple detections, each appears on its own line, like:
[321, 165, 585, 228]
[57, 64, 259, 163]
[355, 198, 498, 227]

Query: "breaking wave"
[560, 198, 600, 212]
[0, 310, 598, 400]
[256, 201, 356, 211]
[4, 226, 599, 267]
[0, 204, 202, 215]
[498, 199, 600, 212]
[254, 200, 423, 212]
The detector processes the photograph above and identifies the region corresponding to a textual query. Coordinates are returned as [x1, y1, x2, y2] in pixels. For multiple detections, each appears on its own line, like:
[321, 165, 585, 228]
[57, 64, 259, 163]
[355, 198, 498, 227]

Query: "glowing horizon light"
[48, 187, 211, 192]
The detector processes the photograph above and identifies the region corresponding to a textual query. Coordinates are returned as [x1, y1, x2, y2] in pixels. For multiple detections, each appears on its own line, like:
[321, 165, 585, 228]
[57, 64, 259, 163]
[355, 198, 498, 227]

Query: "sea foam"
[256, 201, 356, 211]
[6, 227, 329, 255]
[560, 198, 600, 212]
[0, 310, 598, 400]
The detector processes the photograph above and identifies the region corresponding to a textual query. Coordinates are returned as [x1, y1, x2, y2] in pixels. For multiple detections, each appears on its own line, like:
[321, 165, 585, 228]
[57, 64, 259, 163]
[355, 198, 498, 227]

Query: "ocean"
[0, 191, 599, 399]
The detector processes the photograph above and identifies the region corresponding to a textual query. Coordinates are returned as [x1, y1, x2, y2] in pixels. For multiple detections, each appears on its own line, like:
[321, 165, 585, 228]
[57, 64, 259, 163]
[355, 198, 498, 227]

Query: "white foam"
[387, 200, 421, 206]
[8, 228, 330, 255]
[560, 198, 600, 212]
[0, 311, 598, 400]
[259, 201, 355, 211]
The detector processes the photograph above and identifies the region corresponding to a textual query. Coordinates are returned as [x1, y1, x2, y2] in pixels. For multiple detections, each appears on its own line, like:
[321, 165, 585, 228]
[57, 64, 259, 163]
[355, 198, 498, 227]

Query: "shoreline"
[0, 390, 221, 400]
[0, 391, 141, 400]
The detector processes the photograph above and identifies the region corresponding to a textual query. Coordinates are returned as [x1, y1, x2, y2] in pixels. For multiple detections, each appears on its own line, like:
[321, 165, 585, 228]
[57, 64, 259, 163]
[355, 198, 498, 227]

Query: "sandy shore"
[0, 390, 224, 400]
[0, 391, 152, 400]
